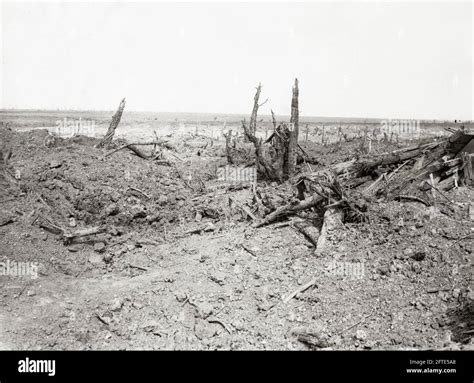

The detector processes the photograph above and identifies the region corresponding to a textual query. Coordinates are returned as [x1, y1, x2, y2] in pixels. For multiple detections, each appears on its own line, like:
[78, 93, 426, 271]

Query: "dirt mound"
[1, 125, 473, 351]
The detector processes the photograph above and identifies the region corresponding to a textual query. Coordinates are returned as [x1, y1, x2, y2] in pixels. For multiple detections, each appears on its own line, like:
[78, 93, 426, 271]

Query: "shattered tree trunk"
[244, 84, 262, 142]
[231, 80, 306, 182]
[97, 98, 126, 148]
[286, 78, 299, 178]
[271, 109, 277, 130]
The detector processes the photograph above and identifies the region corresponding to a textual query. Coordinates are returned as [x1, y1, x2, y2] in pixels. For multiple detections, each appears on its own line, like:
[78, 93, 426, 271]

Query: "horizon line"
[0, 108, 470, 123]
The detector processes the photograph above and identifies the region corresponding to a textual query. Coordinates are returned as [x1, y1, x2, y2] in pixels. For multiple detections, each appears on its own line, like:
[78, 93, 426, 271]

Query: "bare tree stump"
[286, 78, 299, 178]
[97, 98, 126, 148]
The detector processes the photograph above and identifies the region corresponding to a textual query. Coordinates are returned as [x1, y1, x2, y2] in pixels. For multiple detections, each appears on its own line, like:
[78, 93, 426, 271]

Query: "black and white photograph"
[0, 0, 473, 377]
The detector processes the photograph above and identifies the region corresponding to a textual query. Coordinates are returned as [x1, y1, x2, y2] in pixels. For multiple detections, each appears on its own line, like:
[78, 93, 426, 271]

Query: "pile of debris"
[251, 129, 473, 229]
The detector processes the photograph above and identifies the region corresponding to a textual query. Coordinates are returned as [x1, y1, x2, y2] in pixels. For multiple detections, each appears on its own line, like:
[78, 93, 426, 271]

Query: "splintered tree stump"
[248, 84, 262, 138]
[286, 78, 299, 178]
[97, 98, 126, 148]
[236, 80, 301, 182]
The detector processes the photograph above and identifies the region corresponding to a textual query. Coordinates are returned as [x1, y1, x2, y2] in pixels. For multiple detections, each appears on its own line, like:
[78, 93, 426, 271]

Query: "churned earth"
[0, 125, 472, 350]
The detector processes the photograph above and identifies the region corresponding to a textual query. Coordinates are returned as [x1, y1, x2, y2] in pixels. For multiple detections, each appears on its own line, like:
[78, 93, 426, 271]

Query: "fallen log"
[254, 193, 324, 228]
[62, 226, 107, 245]
[105, 141, 173, 159]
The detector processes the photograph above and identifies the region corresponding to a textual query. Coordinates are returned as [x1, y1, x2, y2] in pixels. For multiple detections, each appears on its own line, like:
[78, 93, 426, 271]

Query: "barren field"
[0, 111, 473, 350]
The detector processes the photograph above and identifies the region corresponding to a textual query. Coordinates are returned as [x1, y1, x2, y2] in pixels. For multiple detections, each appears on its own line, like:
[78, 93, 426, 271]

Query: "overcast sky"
[1, 1, 472, 120]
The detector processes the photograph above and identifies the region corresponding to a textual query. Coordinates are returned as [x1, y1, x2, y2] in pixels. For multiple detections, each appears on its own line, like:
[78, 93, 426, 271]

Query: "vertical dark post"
[286, 78, 299, 178]
[271, 109, 277, 131]
[97, 98, 126, 148]
[249, 84, 262, 138]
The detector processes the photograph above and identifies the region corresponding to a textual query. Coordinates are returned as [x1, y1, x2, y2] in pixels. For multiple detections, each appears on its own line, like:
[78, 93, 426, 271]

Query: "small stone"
[452, 288, 461, 299]
[210, 271, 226, 286]
[412, 262, 421, 274]
[103, 253, 113, 263]
[194, 319, 217, 340]
[174, 290, 187, 303]
[110, 191, 121, 203]
[68, 244, 82, 252]
[68, 217, 77, 227]
[157, 195, 168, 205]
[105, 203, 119, 216]
[437, 316, 446, 327]
[142, 319, 162, 334]
[110, 298, 123, 312]
[130, 204, 146, 219]
[94, 242, 106, 253]
[355, 329, 367, 341]
[146, 214, 160, 223]
[412, 250, 426, 261]
[403, 248, 414, 258]
[332, 335, 343, 347]
[194, 302, 213, 319]
[49, 160, 62, 169]
[364, 340, 376, 349]
[231, 319, 245, 331]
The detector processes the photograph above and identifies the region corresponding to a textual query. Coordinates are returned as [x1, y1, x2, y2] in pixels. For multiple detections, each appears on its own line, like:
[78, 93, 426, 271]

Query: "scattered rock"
[110, 298, 123, 312]
[49, 160, 62, 169]
[412, 262, 421, 274]
[105, 203, 119, 216]
[174, 290, 187, 303]
[365, 340, 376, 349]
[94, 242, 106, 253]
[68, 244, 82, 252]
[355, 329, 367, 341]
[403, 248, 414, 258]
[194, 319, 217, 340]
[130, 204, 146, 219]
[103, 253, 114, 263]
[210, 271, 226, 286]
[157, 195, 168, 205]
[411, 250, 426, 261]
[142, 319, 163, 335]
